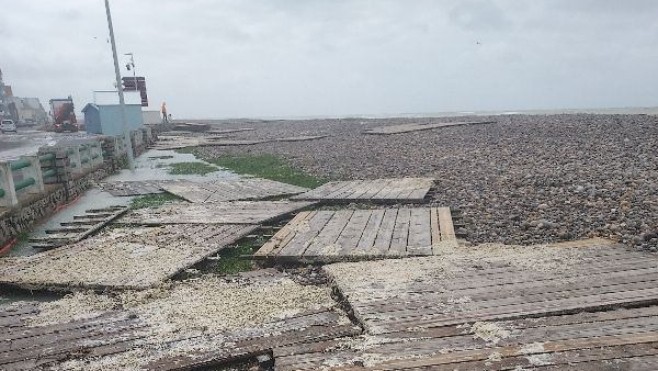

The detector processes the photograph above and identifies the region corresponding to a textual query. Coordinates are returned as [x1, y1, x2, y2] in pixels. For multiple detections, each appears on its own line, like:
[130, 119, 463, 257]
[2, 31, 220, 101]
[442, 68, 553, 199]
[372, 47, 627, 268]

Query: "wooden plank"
[406, 208, 431, 256]
[430, 207, 441, 248]
[275, 211, 334, 257]
[437, 207, 455, 241]
[359, 266, 658, 313]
[387, 208, 410, 256]
[120, 201, 314, 225]
[254, 211, 312, 257]
[358, 179, 393, 200]
[366, 332, 658, 370]
[377, 287, 658, 333]
[353, 209, 386, 255]
[333, 210, 373, 256]
[303, 210, 355, 257]
[371, 209, 399, 255]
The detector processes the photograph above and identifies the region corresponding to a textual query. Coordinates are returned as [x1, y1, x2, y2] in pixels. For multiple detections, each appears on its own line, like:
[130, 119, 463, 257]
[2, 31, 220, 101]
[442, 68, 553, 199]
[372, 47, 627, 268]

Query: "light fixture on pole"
[124, 52, 139, 99]
[104, 0, 135, 170]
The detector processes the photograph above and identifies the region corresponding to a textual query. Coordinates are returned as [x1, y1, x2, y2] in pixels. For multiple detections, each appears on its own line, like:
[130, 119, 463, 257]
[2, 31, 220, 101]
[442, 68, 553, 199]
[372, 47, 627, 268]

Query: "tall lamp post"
[104, 0, 135, 170]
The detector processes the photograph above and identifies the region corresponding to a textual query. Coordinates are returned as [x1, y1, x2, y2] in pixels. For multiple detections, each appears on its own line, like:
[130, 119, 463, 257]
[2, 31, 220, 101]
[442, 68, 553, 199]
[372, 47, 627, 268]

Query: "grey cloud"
[1, 0, 656, 118]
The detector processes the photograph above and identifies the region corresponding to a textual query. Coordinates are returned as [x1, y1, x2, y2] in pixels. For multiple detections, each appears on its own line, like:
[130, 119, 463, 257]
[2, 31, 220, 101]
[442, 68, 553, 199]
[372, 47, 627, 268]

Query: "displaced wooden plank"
[0, 224, 259, 291]
[119, 201, 314, 225]
[160, 178, 309, 203]
[437, 207, 455, 241]
[353, 209, 386, 255]
[364, 121, 494, 135]
[254, 211, 312, 257]
[275, 211, 334, 257]
[388, 208, 411, 256]
[407, 208, 432, 256]
[303, 210, 354, 257]
[293, 178, 433, 203]
[333, 210, 373, 256]
[371, 208, 399, 255]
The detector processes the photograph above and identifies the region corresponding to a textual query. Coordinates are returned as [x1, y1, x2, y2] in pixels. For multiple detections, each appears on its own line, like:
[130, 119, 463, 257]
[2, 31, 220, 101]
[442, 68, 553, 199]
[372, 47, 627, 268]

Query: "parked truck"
[49, 97, 78, 132]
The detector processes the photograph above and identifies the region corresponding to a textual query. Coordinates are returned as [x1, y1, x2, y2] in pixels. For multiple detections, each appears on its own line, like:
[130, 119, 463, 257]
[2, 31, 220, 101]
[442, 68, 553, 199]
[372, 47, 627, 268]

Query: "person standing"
[161, 102, 168, 124]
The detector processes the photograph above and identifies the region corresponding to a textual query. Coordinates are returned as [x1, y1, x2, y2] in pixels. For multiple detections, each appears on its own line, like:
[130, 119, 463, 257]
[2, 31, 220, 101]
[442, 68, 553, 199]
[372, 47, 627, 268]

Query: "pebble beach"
[198, 114, 658, 250]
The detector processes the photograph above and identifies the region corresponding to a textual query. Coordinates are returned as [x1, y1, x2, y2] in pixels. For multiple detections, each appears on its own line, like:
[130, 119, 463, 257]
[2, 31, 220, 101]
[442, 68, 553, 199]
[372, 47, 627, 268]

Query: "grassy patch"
[210, 154, 326, 188]
[216, 239, 262, 275]
[168, 162, 219, 175]
[130, 193, 181, 209]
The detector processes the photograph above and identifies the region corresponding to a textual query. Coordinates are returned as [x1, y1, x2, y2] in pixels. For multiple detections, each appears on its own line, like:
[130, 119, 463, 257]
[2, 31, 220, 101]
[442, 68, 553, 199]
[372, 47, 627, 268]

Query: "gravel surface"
[196, 114, 658, 250]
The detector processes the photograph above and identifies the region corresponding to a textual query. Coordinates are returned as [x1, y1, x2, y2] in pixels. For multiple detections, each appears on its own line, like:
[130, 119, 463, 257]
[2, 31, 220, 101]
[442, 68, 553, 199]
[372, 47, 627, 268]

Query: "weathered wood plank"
[353, 209, 386, 255]
[437, 207, 455, 241]
[303, 210, 355, 257]
[371, 208, 399, 255]
[388, 208, 411, 256]
[407, 208, 432, 256]
[275, 211, 334, 257]
[333, 210, 373, 256]
[254, 211, 312, 257]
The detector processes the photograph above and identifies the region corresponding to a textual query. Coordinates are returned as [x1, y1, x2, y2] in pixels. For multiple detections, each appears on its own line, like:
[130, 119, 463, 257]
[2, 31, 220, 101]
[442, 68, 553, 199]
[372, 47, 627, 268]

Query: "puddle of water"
[0, 288, 65, 306]
[4, 149, 238, 258]
[6, 188, 132, 257]
[106, 149, 238, 182]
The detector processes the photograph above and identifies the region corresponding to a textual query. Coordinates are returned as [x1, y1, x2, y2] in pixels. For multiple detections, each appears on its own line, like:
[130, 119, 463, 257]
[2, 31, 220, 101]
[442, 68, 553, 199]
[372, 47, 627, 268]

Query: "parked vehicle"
[49, 97, 78, 133]
[0, 119, 17, 133]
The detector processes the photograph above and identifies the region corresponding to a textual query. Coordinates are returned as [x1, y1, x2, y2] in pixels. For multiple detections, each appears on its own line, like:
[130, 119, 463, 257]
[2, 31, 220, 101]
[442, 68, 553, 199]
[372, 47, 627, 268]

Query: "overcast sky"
[1, 0, 657, 118]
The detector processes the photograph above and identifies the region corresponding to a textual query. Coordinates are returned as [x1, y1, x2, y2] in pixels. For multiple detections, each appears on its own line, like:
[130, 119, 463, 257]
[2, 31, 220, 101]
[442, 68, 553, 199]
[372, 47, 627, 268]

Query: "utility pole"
[104, 0, 135, 170]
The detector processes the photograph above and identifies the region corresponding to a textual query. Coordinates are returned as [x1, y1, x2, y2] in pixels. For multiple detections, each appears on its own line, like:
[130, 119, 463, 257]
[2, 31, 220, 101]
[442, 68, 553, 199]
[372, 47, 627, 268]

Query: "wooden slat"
[254, 211, 312, 257]
[406, 208, 432, 255]
[332, 210, 373, 256]
[276, 211, 334, 257]
[371, 208, 398, 255]
[353, 210, 386, 255]
[437, 207, 455, 241]
[387, 208, 410, 256]
[303, 210, 354, 257]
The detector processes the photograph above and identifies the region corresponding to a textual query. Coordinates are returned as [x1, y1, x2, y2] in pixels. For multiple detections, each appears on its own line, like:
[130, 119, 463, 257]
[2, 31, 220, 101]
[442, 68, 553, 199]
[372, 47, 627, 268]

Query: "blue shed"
[82, 103, 144, 136]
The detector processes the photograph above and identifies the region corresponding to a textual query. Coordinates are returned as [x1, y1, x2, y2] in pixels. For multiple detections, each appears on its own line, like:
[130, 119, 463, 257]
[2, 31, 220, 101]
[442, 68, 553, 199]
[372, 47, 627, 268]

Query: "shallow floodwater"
[5, 148, 238, 258]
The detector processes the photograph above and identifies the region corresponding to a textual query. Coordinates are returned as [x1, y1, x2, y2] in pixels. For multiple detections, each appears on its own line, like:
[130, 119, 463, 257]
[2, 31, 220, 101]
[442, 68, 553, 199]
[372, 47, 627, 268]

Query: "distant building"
[8, 97, 48, 125]
[82, 103, 144, 136]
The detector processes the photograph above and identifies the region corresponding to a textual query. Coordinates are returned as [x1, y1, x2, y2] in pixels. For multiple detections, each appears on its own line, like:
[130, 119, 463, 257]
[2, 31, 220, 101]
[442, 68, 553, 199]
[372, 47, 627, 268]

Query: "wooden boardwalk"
[288, 240, 658, 369]
[151, 136, 267, 150]
[0, 270, 359, 371]
[160, 178, 309, 203]
[100, 180, 164, 196]
[254, 207, 458, 262]
[292, 178, 434, 203]
[0, 224, 257, 290]
[365, 121, 494, 135]
[119, 201, 315, 226]
[29, 206, 128, 250]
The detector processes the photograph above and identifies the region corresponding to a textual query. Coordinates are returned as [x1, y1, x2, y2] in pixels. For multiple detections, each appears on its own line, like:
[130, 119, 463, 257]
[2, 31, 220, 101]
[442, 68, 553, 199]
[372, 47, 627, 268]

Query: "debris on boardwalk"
[0, 270, 355, 371]
[292, 178, 434, 203]
[254, 207, 461, 263]
[0, 224, 258, 290]
[276, 135, 329, 142]
[364, 121, 494, 135]
[119, 201, 315, 225]
[269, 239, 658, 369]
[28, 206, 129, 250]
[151, 136, 267, 150]
[100, 180, 165, 196]
[159, 178, 309, 203]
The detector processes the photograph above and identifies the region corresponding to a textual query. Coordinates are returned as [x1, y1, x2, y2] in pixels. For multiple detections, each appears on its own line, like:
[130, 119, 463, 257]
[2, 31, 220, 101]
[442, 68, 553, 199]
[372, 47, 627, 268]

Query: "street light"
[104, 0, 135, 170]
[124, 52, 138, 99]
